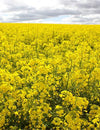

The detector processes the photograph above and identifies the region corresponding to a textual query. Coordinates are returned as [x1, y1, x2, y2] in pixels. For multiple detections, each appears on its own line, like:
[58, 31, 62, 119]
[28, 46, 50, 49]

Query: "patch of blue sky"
[41, 15, 69, 23]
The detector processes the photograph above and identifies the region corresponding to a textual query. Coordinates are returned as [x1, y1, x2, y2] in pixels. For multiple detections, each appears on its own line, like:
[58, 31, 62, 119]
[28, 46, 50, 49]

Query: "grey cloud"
[60, 0, 100, 24]
[94, 9, 100, 14]
[61, 0, 100, 13]
[77, 0, 100, 9]
[3, 1, 32, 12]
[0, 17, 3, 21]
[63, 14, 100, 24]
[1, 0, 100, 24]
[60, 0, 100, 8]
[2, 4, 81, 22]
[5, 10, 79, 22]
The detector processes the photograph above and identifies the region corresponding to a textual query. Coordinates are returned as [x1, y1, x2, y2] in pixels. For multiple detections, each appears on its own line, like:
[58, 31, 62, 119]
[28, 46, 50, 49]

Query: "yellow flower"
[52, 117, 62, 126]
[15, 111, 18, 116]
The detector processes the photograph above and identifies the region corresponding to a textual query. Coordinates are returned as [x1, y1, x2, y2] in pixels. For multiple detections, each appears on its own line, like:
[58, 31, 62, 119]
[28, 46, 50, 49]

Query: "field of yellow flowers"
[0, 23, 100, 130]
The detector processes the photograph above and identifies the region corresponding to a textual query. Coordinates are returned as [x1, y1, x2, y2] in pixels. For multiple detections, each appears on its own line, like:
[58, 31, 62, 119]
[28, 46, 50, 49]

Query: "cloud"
[0, 0, 80, 23]
[60, 0, 100, 14]
[77, 0, 100, 9]
[0, 0, 100, 24]
[62, 14, 100, 24]
[59, 0, 100, 24]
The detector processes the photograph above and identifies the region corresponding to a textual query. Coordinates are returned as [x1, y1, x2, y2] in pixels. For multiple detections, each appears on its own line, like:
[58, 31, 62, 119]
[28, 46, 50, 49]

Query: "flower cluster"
[0, 23, 100, 129]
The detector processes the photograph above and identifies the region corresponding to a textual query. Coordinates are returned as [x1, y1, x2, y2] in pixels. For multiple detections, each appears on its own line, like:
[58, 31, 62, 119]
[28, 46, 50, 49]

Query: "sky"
[0, 0, 100, 24]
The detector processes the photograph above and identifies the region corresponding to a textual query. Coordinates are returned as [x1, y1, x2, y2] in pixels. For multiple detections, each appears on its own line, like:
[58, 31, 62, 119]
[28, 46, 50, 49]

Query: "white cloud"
[0, 0, 100, 24]
[23, 0, 60, 9]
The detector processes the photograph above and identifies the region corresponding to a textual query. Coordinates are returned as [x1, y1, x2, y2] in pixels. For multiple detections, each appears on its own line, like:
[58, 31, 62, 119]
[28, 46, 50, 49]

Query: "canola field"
[0, 23, 100, 130]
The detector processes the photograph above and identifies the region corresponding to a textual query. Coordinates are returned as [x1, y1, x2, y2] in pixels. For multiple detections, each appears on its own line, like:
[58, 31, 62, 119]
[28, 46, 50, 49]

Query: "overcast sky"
[0, 0, 100, 24]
